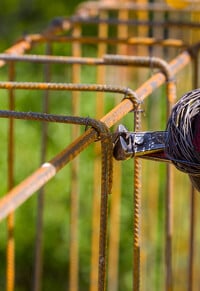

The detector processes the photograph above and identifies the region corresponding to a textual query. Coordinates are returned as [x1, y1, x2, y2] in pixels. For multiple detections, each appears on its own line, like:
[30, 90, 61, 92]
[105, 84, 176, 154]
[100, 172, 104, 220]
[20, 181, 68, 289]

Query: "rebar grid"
[0, 2, 200, 291]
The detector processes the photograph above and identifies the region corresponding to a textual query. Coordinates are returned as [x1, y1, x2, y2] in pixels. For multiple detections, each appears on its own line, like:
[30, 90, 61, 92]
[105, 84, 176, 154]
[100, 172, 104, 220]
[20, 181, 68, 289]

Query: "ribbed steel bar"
[108, 7, 129, 291]
[187, 51, 199, 291]
[103, 53, 176, 291]
[7, 62, 15, 291]
[0, 36, 37, 68]
[0, 37, 187, 66]
[0, 82, 138, 103]
[77, 1, 200, 13]
[42, 36, 188, 48]
[103, 54, 175, 81]
[0, 44, 191, 135]
[133, 104, 142, 291]
[165, 80, 176, 291]
[33, 43, 52, 291]
[90, 11, 108, 291]
[0, 2, 195, 73]
[69, 23, 81, 291]
[47, 16, 200, 31]
[188, 187, 195, 291]
[0, 45, 196, 291]
[0, 111, 113, 291]
[0, 37, 188, 49]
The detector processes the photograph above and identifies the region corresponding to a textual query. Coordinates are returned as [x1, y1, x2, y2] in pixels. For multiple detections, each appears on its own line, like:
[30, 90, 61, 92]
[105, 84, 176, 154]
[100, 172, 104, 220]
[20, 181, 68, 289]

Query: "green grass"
[0, 36, 198, 291]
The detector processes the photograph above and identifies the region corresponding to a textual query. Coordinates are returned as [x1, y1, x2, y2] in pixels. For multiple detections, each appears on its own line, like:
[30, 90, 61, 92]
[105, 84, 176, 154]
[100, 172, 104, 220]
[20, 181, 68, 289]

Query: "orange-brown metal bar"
[33, 43, 52, 291]
[90, 10, 108, 291]
[133, 104, 142, 291]
[0, 112, 113, 291]
[77, 1, 200, 13]
[7, 62, 15, 291]
[46, 16, 200, 33]
[14, 36, 188, 47]
[69, 23, 81, 291]
[187, 48, 199, 291]
[107, 7, 129, 291]
[102, 53, 177, 291]
[0, 44, 196, 291]
[0, 46, 194, 135]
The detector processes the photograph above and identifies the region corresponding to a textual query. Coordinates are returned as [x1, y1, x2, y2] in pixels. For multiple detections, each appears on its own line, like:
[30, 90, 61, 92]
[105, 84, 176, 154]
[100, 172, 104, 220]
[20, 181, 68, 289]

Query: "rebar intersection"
[0, 2, 200, 291]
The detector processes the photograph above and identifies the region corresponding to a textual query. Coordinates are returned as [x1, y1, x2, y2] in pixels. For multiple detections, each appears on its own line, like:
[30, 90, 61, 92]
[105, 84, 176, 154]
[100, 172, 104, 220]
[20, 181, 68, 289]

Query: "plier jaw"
[113, 124, 169, 162]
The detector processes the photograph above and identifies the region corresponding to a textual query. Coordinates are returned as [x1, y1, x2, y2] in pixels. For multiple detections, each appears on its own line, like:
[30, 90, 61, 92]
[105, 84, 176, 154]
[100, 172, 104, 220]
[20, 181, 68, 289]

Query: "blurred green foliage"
[0, 1, 196, 290]
[0, 0, 84, 49]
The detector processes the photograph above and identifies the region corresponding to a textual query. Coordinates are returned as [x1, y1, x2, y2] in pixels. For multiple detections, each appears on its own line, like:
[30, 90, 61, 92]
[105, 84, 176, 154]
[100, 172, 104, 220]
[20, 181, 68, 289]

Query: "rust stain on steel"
[0, 163, 56, 220]
[7, 61, 16, 291]
[0, 82, 138, 100]
[67, 17, 200, 30]
[76, 1, 200, 13]
[133, 106, 142, 291]
[0, 111, 113, 291]
[30, 35, 188, 47]
[100, 48, 193, 129]
[0, 111, 112, 209]
[0, 45, 195, 222]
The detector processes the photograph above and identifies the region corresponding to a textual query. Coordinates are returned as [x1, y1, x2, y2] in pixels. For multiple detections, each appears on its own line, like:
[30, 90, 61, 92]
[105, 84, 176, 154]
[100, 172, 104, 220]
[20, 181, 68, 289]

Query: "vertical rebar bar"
[188, 186, 195, 291]
[98, 132, 113, 291]
[90, 9, 108, 291]
[69, 24, 81, 291]
[165, 163, 173, 291]
[33, 43, 52, 291]
[7, 62, 15, 291]
[165, 78, 176, 291]
[133, 106, 142, 291]
[107, 6, 129, 291]
[187, 51, 199, 291]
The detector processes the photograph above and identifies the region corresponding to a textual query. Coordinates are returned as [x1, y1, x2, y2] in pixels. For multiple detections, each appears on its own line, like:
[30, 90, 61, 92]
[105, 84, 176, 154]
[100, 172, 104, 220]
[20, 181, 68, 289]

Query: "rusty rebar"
[45, 16, 200, 38]
[77, 1, 200, 14]
[0, 44, 196, 218]
[69, 23, 81, 291]
[107, 9, 129, 291]
[0, 110, 113, 291]
[90, 11, 108, 291]
[33, 43, 52, 291]
[0, 43, 198, 291]
[102, 50, 180, 291]
[133, 105, 142, 291]
[187, 50, 199, 291]
[0, 37, 189, 56]
[7, 62, 15, 291]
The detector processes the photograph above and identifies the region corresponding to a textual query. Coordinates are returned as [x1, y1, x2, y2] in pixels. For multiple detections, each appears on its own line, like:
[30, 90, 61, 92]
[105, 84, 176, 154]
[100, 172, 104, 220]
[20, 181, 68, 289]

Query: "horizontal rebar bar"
[41, 36, 186, 47]
[64, 17, 200, 29]
[0, 113, 112, 220]
[77, 1, 200, 13]
[0, 82, 140, 107]
[0, 45, 195, 221]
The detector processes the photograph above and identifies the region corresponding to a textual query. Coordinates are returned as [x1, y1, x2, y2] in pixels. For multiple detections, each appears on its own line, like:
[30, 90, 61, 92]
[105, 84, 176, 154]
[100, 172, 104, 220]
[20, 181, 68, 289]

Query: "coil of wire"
[165, 88, 200, 191]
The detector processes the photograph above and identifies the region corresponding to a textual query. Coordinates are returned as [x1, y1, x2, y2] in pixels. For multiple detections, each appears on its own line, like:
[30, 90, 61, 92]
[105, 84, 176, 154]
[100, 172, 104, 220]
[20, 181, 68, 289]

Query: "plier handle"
[113, 124, 169, 162]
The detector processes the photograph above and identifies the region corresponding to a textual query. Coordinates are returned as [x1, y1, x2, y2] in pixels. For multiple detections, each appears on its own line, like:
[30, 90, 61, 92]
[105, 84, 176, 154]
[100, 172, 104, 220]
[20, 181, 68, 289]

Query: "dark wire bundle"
[165, 88, 200, 191]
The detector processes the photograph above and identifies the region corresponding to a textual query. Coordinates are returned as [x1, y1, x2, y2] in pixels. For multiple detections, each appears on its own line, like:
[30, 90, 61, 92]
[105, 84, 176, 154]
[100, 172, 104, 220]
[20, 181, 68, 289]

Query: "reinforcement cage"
[0, 1, 200, 291]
